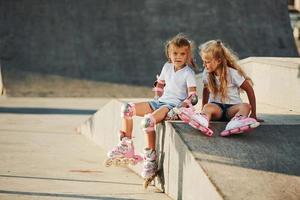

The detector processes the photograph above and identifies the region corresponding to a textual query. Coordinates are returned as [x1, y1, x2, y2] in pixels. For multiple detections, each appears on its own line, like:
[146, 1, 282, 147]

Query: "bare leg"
[145, 107, 169, 150]
[121, 102, 153, 138]
[202, 103, 223, 121]
[226, 103, 251, 119]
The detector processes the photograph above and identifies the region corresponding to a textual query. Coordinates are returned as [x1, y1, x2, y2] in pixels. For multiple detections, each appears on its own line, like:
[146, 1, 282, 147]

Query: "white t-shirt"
[158, 62, 197, 105]
[202, 67, 245, 104]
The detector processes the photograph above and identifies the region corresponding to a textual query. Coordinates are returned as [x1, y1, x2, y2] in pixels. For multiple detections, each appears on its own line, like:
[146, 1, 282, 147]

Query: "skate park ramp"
[78, 57, 300, 200]
[79, 99, 300, 200]
[0, 0, 298, 90]
[0, 65, 4, 96]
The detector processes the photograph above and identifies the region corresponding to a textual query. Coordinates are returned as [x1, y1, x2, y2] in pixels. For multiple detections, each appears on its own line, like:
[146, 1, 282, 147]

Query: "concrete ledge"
[0, 65, 4, 96]
[238, 57, 300, 112]
[78, 98, 300, 200]
[78, 99, 222, 200]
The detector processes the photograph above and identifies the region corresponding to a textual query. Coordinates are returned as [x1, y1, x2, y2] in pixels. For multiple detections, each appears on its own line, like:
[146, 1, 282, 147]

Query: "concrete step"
[79, 98, 300, 200]
[0, 98, 171, 200]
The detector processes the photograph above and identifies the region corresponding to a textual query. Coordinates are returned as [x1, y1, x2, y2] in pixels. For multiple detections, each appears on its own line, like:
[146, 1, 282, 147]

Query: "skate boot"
[142, 148, 158, 189]
[220, 115, 260, 137]
[105, 133, 142, 167]
[173, 107, 213, 136]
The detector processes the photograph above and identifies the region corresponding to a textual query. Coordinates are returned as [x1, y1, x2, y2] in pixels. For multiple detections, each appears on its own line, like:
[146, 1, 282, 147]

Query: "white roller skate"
[105, 133, 142, 167]
[142, 148, 158, 189]
[173, 106, 213, 136]
[220, 115, 260, 137]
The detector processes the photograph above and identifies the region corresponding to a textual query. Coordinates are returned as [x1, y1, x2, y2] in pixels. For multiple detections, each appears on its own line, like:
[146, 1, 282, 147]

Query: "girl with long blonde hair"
[197, 40, 261, 136]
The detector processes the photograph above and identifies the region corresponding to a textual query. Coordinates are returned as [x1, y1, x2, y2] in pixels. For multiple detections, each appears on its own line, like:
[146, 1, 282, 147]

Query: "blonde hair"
[199, 40, 252, 102]
[165, 33, 196, 69]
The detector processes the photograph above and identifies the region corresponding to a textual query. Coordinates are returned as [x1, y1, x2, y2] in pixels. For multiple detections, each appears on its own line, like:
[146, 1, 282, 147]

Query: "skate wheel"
[121, 158, 129, 165]
[231, 128, 240, 133]
[104, 159, 113, 167]
[143, 177, 154, 189]
[205, 129, 213, 137]
[240, 126, 249, 131]
[112, 159, 121, 166]
[143, 180, 151, 189]
[180, 115, 190, 123]
[220, 130, 230, 137]
[129, 158, 136, 165]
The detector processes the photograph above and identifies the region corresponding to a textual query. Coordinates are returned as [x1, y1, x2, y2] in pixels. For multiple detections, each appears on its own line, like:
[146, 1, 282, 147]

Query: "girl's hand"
[180, 102, 189, 108]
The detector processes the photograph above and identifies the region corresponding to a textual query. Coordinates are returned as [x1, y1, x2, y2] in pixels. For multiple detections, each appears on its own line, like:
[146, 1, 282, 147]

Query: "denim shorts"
[211, 102, 234, 121]
[148, 100, 176, 111]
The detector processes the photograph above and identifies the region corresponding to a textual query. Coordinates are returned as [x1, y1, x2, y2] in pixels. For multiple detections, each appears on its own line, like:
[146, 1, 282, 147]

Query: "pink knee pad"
[121, 102, 136, 119]
[141, 114, 156, 133]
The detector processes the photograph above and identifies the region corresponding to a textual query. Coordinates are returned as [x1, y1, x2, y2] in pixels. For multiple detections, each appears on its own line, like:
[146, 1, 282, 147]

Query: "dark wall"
[0, 0, 298, 86]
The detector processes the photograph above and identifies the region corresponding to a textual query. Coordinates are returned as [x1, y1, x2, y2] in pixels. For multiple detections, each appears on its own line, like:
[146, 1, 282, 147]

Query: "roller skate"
[105, 132, 142, 167]
[173, 107, 213, 136]
[142, 148, 158, 189]
[220, 115, 260, 137]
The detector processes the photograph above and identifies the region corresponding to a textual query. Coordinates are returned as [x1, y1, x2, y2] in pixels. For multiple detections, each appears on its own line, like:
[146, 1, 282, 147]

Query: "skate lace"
[232, 115, 246, 121]
[143, 151, 156, 170]
[143, 159, 157, 170]
[112, 139, 129, 154]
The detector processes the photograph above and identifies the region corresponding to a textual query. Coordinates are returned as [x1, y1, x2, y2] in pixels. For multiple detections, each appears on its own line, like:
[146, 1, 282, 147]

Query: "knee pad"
[121, 102, 136, 119]
[141, 114, 156, 133]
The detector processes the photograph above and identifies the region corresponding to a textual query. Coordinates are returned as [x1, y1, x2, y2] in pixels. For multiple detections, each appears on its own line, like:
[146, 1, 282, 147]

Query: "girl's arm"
[240, 80, 260, 120]
[180, 86, 197, 107]
[188, 86, 197, 94]
[153, 77, 165, 99]
[202, 85, 209, 110]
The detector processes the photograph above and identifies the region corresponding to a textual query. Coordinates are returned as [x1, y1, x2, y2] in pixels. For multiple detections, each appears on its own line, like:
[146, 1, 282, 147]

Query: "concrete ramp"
[0, 1, 298, 86]
[239, 57, 300, 112]
[0, 64, 4, 96]
[174, 122, 300, 200]
[78, 99, 300, 200]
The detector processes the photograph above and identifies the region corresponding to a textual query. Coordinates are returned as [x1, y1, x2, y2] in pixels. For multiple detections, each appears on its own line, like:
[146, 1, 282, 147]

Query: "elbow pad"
[190, 93, 198, 105]
[184, 92, 198, 106]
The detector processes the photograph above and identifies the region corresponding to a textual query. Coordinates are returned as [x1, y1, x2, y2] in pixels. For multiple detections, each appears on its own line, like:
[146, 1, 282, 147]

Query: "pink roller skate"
[142, 148, 158, 189]
[220, 115, 260, 137]
[105, 132, 142, 167]
[173, 107, 213, 136]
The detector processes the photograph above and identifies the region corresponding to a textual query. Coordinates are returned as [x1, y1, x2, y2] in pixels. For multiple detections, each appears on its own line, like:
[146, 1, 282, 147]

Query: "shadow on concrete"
[172, 117, 300, 177]
[0, 107, 96, 115]
[0, 174, 141, 186]
[0, 190, 142, 200]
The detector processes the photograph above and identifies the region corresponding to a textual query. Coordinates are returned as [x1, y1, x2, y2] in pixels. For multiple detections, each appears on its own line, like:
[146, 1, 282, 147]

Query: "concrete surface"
[0, 1, 297, 87]
[239, 57, 300, 112]
[79, 99, 223, 200]
[0, 97, 172, 200]
[173, 122, 300, 200]
[79, 98, 300, 200]
[0, 65, 4, 96]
